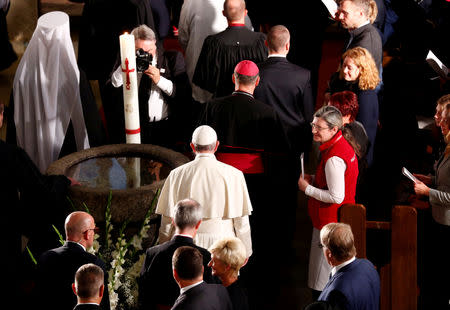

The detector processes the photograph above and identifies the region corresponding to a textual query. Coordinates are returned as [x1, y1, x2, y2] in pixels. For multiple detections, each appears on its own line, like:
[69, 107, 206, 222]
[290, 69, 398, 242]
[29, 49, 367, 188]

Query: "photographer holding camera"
[111, 24, 190, 148]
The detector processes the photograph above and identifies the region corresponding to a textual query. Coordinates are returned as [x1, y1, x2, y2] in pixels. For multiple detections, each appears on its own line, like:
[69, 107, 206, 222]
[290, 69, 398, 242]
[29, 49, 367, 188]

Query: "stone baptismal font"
[47, 144, 189, 242]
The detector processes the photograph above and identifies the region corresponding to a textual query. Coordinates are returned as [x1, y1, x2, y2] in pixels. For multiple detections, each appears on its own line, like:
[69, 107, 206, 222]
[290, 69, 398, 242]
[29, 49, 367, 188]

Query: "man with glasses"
[35, 211, 110, 310]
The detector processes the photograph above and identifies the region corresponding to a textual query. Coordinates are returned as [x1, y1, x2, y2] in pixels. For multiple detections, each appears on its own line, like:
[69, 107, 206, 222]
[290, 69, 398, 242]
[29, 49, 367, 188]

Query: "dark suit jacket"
[74, 304, 102, 310]
[36, 242, 110, 310]
[171, 282, 233, 310]
[254, 56, 314, 154]
[138, 235, 215, 310]
[344, 23, 382, 71]
[138, 45, 190, 125]
[319, 259, 380, 310]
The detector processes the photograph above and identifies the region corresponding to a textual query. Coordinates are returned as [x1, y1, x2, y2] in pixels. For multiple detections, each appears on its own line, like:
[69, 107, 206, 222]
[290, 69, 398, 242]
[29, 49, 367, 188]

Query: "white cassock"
[156, 153, 253, 256]
[13, 11, 89, 173]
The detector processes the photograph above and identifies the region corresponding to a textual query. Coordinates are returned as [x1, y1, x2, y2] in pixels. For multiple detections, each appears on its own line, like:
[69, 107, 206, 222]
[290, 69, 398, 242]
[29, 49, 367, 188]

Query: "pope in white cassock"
[155, 125, 253, 257]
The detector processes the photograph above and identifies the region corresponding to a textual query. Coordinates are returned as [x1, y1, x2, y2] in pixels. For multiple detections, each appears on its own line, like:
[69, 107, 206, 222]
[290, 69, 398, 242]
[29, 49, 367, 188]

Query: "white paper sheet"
[321, 0, 338, 17]
[426, 50, 449, 78]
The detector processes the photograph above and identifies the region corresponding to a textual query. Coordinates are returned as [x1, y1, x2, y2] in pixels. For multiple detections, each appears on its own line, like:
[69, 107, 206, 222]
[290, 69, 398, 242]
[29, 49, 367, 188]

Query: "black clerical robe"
[198, 91, 290, 303]
[197, 90, 288, 220]
[198, 92, 287, 154]
[0, 4, 16, 71]
[193, 26, 267, 99]
[0, 139, 71, 302]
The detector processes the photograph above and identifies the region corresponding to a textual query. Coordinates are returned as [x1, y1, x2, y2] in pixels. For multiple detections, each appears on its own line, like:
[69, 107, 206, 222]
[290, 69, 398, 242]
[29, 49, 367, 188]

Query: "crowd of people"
[1, 0, 450, 309]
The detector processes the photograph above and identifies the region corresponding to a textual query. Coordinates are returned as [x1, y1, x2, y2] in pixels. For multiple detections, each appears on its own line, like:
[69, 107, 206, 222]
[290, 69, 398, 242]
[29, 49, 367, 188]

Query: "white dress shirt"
[112, 55, 173, 122]
[305, 156, 347, 204]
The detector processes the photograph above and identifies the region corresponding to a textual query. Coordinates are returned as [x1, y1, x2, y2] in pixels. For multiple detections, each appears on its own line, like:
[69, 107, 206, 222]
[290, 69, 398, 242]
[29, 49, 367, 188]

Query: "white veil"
[13, 11, 89, 173]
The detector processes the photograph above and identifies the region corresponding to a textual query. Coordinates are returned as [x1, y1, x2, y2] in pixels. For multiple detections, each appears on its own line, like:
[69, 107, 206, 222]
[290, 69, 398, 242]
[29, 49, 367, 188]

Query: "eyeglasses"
[310, 122, 329, 131]
[83, 227, 99, 234]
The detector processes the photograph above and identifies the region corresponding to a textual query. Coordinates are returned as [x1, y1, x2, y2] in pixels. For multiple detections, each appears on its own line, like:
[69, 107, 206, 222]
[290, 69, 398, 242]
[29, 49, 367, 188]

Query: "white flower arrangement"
[90, 189, 161, 310]
[29, 189, 160, 310]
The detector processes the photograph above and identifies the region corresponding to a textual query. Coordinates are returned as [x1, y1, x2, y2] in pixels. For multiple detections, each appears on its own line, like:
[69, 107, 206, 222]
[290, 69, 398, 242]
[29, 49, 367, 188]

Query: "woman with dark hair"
[298, 105, 359, 298]
[326, 47, 380, 166]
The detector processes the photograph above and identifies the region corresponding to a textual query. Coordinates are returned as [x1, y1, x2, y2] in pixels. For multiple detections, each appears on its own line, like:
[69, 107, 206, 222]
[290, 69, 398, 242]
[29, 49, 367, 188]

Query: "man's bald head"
[223, 0, 246, 22]
[65, 211, 94, 241]
[267, 25, 290, 54]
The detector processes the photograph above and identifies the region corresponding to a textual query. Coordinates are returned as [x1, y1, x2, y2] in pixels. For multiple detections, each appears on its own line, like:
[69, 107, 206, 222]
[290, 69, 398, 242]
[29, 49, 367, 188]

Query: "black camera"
[136, 48, 153, 72]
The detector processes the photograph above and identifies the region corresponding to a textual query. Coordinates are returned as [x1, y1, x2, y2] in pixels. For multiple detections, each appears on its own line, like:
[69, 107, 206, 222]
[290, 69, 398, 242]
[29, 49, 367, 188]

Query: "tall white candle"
[119, 33, 141, 144]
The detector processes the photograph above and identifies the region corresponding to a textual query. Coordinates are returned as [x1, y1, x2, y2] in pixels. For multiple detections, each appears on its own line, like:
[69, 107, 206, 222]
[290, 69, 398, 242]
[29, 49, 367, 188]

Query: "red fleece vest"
[308, 131, 359, 229]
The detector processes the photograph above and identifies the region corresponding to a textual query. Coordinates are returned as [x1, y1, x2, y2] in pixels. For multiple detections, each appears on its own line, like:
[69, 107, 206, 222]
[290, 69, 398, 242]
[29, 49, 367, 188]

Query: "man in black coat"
[337, 0, 383, 71]
[109, 24, 191, 147]
[253, 24, 314, 273]
[254, 25, 314, 156]
[35, 212, 110, 310]
[193, 0, 267, 100]
[197, 60, 290, 309]
[72, 263, 105, 310]
[171, 246, 232, 310]
[138, 199, 215, 310]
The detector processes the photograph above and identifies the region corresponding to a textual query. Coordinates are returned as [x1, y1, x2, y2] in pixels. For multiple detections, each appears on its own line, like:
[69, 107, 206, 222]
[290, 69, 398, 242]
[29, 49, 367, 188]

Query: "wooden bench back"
[339, 204, 417, 310]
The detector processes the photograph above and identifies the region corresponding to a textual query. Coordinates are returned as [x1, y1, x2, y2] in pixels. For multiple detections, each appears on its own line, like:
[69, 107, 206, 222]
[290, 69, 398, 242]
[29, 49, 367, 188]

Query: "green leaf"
[52, 224, 65, 246]
[105, 190, 113, 248]
[26, 246, 37, 265]
[82, 202, 90, 213]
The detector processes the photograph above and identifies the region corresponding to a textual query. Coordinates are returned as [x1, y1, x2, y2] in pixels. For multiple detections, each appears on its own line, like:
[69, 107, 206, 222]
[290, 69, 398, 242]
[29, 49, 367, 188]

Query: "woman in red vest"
[298, 105, 359, 299]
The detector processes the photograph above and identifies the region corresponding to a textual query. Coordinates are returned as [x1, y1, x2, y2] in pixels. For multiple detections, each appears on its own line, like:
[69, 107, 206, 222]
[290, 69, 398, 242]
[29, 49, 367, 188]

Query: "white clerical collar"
[67, 240, 86, 252]
[195, 153, 216, 159]
[357, 20, 370, 28]
[268, 54, 286, 58]
[174, 233, 194, 239]
[331, 256, 356, 276]
[180, 280, 203, 295]
[78, 303, 100, 306]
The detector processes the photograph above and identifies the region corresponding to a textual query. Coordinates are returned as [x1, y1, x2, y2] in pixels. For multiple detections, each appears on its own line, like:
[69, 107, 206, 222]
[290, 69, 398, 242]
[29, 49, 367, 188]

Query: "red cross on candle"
[121, 58, 135, 90]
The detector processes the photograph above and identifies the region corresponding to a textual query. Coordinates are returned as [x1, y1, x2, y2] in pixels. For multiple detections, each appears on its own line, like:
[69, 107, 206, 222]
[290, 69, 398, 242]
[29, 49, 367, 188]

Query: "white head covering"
[13, 11, 89, 173]
[192, 125, 217, 145]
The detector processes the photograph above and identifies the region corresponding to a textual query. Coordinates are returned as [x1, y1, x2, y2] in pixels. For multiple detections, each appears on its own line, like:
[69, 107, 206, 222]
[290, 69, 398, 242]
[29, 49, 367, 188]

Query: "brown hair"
[339, 0, 378, 23]
[267, 25, 290, 53]
[320, 222, 356, 261]
[74, 263, 104, 299]
[443, 104, 450, 156]
[437, 94, 450, 107]
[172, 246, 204, 280]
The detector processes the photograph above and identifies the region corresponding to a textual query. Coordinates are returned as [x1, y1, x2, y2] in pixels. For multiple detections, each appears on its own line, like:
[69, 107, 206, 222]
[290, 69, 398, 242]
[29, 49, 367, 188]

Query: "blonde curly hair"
[339, 47, 380, 90]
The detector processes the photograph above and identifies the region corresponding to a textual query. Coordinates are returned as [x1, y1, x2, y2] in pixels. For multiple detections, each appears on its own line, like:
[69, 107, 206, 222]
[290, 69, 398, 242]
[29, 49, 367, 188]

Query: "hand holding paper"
[300, 152, 305, 179]
[402, 167, 418, 183]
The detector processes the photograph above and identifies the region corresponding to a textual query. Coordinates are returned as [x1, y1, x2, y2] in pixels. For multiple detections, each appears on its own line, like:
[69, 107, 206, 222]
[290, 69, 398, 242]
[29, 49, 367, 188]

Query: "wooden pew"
[339, 204, 417, 310]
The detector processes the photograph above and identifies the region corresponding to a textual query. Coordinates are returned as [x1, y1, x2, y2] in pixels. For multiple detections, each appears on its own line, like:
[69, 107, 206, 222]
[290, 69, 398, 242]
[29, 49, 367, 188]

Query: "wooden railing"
[339, 204, 417, 310]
